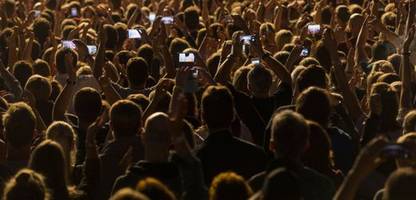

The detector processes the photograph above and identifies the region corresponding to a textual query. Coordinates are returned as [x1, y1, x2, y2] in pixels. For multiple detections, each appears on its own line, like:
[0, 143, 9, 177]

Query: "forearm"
[101, 83, 122, 105]
[160, 47, 176, 78]
[52, 83, 74, 121]
[93, 43, 105, 79]
[0, 67, 23, 99]
[263, 53, 292, 85]
[333, 169, 364, 200]
[400, 53, 412, 110]
[214, 56, 235, 84]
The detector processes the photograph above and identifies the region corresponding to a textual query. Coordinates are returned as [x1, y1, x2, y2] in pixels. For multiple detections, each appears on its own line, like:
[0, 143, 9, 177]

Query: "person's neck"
[6, 145, 30, 162]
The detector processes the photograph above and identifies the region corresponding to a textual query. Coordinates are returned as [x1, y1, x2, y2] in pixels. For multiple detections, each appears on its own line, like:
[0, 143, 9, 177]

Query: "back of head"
[110, 188, 149, 200]
[202, 86, 234, 130]
[126, 57, 148, 87]
[110, 100, 142, 138]
[302, 121, 331, 173]
[296, 65, 327, 93]
[46, 121, 76, 154]
[55, 48, 78, 74]
[384, 168, 416, 200]
[29, 140, 67, 199]
[270, 110, 309, 159]
[3, 102, 35, 148]
[261, 168, 302, 200]
[143, 112, 171, 150]
[403, 111, 416, 133]
[33, 18, 51, 45]
[74, 87, 102, 121]
[3, 169, 49, 200]
[296, 87, 331, 127]
[33, 59, 51, 77]
[247, 65, 273, 95]
[136, 178, 176, 200]
[184, 6, 200, 30]
[25, 75, 52, 102]
[12, 60, 33, 87]
[209, 172, 252, 200]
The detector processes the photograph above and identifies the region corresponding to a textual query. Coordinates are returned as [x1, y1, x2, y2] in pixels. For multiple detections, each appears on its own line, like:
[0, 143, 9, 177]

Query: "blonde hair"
[3, 169, 50, 200]
[46, 121, 76, 183]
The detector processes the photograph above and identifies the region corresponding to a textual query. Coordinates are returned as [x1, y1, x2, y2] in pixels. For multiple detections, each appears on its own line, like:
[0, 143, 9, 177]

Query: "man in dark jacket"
[195, 86, 267, 184]
[249, 110, 335, 200]
[112, 112, 182, 197]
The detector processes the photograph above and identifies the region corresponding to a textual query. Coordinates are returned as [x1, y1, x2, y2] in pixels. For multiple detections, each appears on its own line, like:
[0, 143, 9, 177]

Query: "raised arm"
[0, 59, 23, 99]
[324, 29, 364, 122]
[53, 53, 76, 121]
[98, 63, 122, 106]
[252, 35, 292, 86]
[399, 26, 415, 118]
[214, 32, 243, 84]
[354, 16, 370, 67]
[93, 24, 107, 79]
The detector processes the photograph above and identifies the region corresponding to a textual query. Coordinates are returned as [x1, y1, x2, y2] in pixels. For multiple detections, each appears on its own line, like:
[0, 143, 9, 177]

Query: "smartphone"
[251, 58, 260, 65]
[87, 45, 97, 55]
[380, 144, 410, 159]
[62, 40, 76, 49]
[34, 10, 41, 18]
[179, 52, 195, 63]
[240, 35, 255, 45]
[71, 7, 78, 17]
[127, 29, 141, 39]
[300, 48, 309, 57]
[161, 16, 174, 25]
[148, 12, 156, 23]
[307, 24, 321, 35]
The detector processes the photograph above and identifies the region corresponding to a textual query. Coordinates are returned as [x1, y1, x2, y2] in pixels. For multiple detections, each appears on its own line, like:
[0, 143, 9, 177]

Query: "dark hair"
[184, 6, 200, 30]
[137, 44, 154, 66]
[33, 18, 51, 46]
[29, 140, 69, 200]
[296, 65, 327, 92]
[384, 168, 416, 200]
[3, 102, 36, 148]
[320, 6, 332, 25]
[55, 48, 78, 74]
[302, 121, 333, 174]
[74, 87, 102, 120]
[270, 110, 309, 158]
[110, 100, 143, 138]
[127, 57, 149, 87]
[33, 59, 51, 77]
[3, 169, 49, 200]
[104, 24, 119, 50]
[296, 87, 331, 127]
[202, 86, 234, 130]
[273, 51, 290, 65]
[136, 178, 175, 200]
[12, 60, 33, 87]
[336, 5, 350, 23]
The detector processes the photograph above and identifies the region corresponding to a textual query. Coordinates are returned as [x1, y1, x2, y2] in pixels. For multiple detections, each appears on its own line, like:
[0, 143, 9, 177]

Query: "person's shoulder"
[302, 167, 335, 189]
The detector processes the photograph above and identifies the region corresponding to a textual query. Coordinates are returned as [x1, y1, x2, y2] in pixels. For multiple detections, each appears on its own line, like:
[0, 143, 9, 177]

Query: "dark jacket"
[112, 160, 182, 197]
[95, 135, 144, 200]
[249, 158, 335, 200]
[195, 130, 267, 184]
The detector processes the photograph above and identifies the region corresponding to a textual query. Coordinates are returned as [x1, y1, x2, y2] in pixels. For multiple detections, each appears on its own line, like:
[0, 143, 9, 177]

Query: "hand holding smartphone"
[87, 45, 97, 55]
[62, 40, 76, 49]
[307, 24, 321, 35]
[161, 16, 174, 25]
[127, 29, 141, 39]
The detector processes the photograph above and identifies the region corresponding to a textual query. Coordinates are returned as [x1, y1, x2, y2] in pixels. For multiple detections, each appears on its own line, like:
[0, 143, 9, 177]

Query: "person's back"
[249, 110, 335, 200]
[112, 113, 181, 196]
[195, 86, 267, 184]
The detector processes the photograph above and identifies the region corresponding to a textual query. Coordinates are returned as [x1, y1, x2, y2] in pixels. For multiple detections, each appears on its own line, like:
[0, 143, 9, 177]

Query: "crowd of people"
[0, 0, 415, 199]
